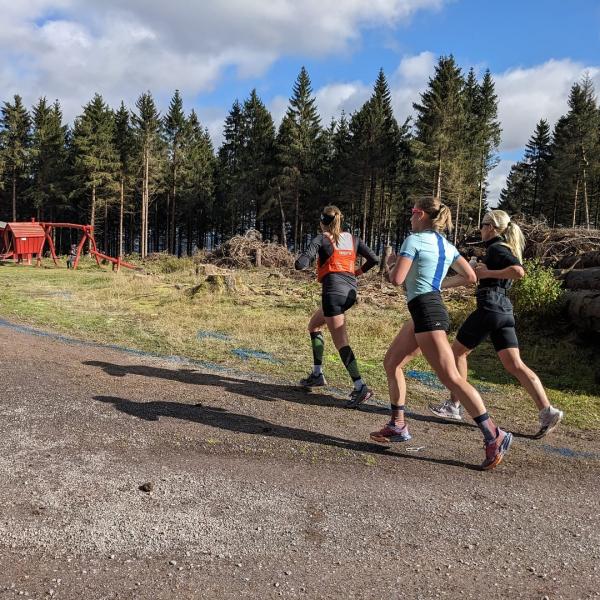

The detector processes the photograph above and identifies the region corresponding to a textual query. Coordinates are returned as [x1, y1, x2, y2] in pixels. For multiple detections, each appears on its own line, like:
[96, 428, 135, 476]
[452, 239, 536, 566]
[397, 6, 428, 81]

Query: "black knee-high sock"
[310, 332, 324, 366]
[339, 345, 361, 381]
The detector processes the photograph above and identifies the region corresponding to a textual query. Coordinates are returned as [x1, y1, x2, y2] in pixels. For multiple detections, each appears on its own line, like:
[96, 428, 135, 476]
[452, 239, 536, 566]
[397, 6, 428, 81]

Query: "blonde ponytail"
[320, 205, 343, 244]
[485, 210, 525, 263]
[415, 196, 453, 234]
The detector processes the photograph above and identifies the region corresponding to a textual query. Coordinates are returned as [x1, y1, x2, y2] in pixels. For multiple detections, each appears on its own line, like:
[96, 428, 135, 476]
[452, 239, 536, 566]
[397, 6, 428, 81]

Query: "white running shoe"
[428, 399, 464, 421]
[534, 406, 563, 439]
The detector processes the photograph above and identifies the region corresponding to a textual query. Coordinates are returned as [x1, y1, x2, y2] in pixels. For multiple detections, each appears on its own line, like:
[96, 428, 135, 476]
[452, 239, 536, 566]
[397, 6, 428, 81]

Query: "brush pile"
[207, 229, 295, 269]
[518, 222, 600, 267]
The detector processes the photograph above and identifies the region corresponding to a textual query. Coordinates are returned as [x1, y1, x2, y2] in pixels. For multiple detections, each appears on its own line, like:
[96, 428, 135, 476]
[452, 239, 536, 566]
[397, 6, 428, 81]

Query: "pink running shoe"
[370, 421, 412, 443]
[481, 429, 513, 470]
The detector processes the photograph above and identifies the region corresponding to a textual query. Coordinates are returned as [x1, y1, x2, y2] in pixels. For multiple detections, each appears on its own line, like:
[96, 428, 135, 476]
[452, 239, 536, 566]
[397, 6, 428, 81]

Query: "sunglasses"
[480, 222, 493, 229]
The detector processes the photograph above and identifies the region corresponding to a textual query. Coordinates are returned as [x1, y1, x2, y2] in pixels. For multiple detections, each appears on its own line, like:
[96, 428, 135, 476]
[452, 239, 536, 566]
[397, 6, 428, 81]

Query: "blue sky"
[1, 0, 599, 201]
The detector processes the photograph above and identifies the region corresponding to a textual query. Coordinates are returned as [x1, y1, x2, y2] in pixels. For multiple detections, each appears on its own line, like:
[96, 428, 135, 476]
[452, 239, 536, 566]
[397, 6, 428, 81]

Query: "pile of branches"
[458, 220, 600, 268]
[207, 229, 296, 269]
[519, 222, 600, 267]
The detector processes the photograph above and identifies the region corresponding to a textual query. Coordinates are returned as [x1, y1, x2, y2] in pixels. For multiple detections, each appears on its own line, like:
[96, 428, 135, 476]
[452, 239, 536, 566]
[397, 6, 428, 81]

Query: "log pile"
[531, 225, 600, 337]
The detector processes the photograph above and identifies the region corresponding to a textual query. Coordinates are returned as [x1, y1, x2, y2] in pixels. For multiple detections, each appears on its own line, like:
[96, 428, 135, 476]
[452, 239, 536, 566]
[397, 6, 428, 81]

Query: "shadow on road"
[83, 359, 477, 427]
[91, 391, 481, 472]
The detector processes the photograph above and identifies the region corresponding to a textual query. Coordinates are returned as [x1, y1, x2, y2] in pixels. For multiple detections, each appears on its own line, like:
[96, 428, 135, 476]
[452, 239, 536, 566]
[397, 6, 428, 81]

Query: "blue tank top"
[399, 231, 460, 301]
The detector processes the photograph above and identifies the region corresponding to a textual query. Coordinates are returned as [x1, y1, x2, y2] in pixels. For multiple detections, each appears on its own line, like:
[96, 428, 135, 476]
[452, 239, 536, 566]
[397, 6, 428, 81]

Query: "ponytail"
[414, 196, 453, 234]
[502, 221, 525, 263]
[485, 209, 525, 263]
[320, 205, 343, 244]
[431, 203, 453, 234]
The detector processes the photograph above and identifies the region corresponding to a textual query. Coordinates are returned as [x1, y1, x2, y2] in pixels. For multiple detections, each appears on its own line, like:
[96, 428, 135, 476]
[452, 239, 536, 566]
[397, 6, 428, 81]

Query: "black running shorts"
[322, 289, 357, 317]
[407, 291, 450, 334]
[456, 308, 519, 352]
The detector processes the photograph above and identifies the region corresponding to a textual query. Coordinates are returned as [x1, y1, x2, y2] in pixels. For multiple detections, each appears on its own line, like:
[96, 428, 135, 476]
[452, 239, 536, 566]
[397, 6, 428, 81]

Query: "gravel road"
[0, 324, 598, 599]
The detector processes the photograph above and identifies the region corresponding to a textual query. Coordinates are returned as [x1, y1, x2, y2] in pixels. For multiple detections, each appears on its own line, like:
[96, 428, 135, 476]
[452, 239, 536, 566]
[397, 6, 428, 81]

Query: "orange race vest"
[317, 232, 357, 282]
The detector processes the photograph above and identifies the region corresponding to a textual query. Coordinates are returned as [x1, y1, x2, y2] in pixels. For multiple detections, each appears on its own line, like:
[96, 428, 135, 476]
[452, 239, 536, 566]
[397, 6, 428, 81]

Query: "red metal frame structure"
[0, 220, 137, 271]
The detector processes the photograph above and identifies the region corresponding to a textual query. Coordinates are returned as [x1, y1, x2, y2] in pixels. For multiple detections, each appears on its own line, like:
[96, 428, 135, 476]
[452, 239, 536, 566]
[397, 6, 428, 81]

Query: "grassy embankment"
[0, 256, 598, 430]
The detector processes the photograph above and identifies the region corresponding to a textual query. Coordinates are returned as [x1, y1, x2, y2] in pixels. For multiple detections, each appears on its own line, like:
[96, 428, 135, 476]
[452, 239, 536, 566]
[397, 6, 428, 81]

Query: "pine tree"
[277, 66, 322, 250]
[413, 56, 467, 239]
[132, 91, 163, 257]
[180, 110, 215, 254]
[216, 99, 245, 238]
[473, 70, 501, 226]
[523, 118, 551, 217]
[240, 89, 276, 230]
[0, 94, 31, 220]
[164, 90, 186, 253]
[71, 93, 118, 247]
[114, 102, 135, 257]
[28, 98, 68, 221]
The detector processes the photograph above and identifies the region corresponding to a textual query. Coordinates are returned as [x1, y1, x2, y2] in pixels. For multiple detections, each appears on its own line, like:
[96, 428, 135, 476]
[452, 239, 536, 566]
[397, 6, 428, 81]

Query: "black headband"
[320, 213, 335, 226]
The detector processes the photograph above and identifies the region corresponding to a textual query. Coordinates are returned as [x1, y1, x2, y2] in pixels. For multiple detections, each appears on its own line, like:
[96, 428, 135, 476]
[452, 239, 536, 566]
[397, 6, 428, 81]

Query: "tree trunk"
[293, 188, 300, 252]
[582, 153, 590, 230]
[436, 149, 442, 199]
[90, 183, 96, 254]
[572, 176, 580, 229]
[119, 177, 124, 258]
[170, 165, 177, 254]
[477, 157, 485, 227]
[453, 194, 461, 245]
[103, 197, 108, 251]
[278, 193, 287, 247]
[12, 167, 16, 221]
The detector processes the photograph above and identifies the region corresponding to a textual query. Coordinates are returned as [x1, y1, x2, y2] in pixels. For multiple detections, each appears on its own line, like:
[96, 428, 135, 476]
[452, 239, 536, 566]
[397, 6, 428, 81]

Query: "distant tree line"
[499, 74, 600, 229]
[2, 54, 561, 258]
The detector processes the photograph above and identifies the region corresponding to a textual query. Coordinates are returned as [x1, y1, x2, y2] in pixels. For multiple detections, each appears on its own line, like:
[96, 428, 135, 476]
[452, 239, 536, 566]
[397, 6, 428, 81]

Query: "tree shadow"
[93, 395, 480, 471]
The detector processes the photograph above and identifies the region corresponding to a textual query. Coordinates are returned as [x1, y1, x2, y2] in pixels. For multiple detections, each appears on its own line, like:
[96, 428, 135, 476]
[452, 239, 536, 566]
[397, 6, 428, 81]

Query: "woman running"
[370, 196, 512, 470]
[429, 209, 563, 438]
[295, 205, 378, 408]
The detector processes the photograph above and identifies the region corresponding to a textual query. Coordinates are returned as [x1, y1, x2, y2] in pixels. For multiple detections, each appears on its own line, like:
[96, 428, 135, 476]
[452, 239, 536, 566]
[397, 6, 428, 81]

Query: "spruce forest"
[1, 56, 598, 258]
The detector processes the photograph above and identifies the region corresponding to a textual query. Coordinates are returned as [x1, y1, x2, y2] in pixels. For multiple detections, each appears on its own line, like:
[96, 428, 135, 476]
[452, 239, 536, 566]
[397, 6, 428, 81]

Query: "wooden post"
[255, 247, 262, 268]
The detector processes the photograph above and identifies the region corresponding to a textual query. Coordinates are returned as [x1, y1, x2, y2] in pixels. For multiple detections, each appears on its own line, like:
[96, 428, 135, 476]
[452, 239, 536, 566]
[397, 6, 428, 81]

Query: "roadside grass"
[0, 258, 598, 430]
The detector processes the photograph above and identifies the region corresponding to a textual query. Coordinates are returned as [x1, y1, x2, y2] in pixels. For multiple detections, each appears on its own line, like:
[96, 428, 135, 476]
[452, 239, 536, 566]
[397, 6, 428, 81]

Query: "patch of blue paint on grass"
[541, 444, 600, 460]
[0, 318, 233, 374]
[406, 370, 445, 390]
[232, 348, 281, 364]
[406, 369, 492, 393]
[197, 330, 231, 341]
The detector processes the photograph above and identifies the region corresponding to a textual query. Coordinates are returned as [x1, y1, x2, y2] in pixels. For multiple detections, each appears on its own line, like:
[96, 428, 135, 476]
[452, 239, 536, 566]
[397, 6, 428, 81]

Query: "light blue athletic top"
[399, 230, 460, 301]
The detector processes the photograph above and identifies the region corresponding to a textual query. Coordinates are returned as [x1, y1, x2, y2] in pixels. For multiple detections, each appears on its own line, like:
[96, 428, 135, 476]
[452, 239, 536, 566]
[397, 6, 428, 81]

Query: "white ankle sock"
[353, 378, 365, 391]
[312, 365, 322, 375]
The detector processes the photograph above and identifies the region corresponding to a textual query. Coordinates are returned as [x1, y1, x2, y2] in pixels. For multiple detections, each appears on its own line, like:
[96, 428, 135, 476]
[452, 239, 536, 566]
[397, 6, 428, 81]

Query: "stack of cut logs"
[518, 222, 600, 336]
[555, 250, 600, 336]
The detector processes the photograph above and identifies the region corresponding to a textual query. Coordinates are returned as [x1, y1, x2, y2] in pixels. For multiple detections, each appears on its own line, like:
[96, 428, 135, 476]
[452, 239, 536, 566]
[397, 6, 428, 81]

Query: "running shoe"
[370, 421, 412, 443]
[428, 399, 464, 421]
[480, 429, 513, 470]
[299, 372, 327, 388]
[533, 406, 563, 439]
[345, 384, 373, 408]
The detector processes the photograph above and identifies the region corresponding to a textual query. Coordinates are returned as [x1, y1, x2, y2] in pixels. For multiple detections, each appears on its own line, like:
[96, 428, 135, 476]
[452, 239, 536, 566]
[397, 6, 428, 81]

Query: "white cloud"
[486, 159, 513, 208]
[495, 59, 600, 152]
[0, 0, 445, 123]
